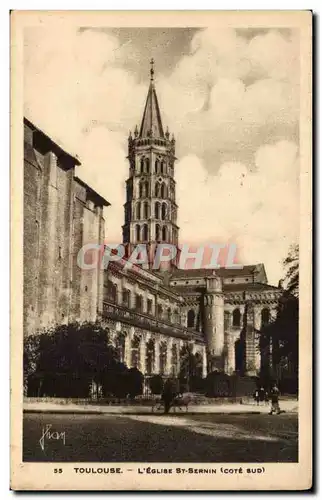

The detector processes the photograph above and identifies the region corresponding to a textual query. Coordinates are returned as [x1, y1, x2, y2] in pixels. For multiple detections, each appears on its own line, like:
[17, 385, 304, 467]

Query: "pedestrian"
[259, 386, 265, 405]
[264, 389, 270, 405]
[269, 383, 281, 415]
[253, 388, 260, 406]
[162, 379, 175, 414]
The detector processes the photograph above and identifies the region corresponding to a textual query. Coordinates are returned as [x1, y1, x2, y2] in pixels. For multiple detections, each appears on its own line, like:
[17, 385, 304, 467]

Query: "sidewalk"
[24, 400, 298, 416]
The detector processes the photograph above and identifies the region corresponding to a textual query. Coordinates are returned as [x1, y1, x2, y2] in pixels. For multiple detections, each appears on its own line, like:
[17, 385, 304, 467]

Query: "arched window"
[145, 157, 150, 174]
[139, 181, 144, 198]
[140, 158, 144, 173]
[157, 304, 163, 318]
[135, 294, 143, 312]
[135, 224, 140, 242]
[155, 182, 161, 198]
[261, 308, 270, 328]
[159, 342, 167, 375]
[161, 161, 166, 175]
[167, 307, 171, 322]
[144, 181, 149, 197]
[136, 202, 141, 219]
[174, 309, 180, 324]
[142, 224, 148, 241]
[143, 202, 149, 219]
[161, 203, 167, 220]
[161, 183, 167, 198]
[122, 289, 130, 308]
[162, 226, 167, 241]
[115, 333, 126, 363]
[131, 335, 141, 368]
[155, 159, 160, 174]
[171, 344, 179, 376]
[187, 309, 195, 328]
[146, 339, 155, 375]
[155, 224, 160, 241]
[155, 201, 160, 219]
[233, 308, 241, 327]
[104, 280, 118, 303]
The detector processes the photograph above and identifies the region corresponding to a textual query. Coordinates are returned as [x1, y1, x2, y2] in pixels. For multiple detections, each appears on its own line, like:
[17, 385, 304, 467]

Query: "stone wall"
[23, 119, 107, 336]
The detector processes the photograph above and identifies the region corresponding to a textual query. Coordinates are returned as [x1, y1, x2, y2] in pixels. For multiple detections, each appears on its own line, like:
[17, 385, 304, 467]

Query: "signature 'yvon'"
[39, 424, 66, 451]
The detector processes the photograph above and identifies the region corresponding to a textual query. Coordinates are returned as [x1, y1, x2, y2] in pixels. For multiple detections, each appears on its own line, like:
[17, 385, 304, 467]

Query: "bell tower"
[122, 59, 179, 269]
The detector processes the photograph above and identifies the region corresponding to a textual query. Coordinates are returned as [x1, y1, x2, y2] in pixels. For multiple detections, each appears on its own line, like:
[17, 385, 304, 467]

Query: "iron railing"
[102, 301, 204, 342]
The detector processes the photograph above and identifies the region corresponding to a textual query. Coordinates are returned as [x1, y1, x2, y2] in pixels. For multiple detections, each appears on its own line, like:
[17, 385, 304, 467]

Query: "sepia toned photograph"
[11, 10, 312, 491]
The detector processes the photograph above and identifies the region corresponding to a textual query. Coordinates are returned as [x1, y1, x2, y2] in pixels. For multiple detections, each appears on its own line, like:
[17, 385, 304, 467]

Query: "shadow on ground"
[23, 412, 298, 463]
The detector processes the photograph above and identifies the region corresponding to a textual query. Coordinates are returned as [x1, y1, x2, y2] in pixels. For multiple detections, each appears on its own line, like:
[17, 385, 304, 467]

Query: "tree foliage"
[24, 321, 143, 398]
[282, 243, 299, 297]
[149, 374, 164, 395]
[179, 343, 204, 391]
[260, 244, 299, 385]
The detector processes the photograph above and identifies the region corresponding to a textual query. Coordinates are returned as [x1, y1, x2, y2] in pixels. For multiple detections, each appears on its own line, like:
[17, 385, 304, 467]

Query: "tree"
[260, 244, 299, 390]
[179, 343, 203, 392]
[149, 374, 164, 395]
[23, 334, 41, 396]
[282, 243, 299, 297]
[126, 367, 144, 398]
[24, 322, 123, 398]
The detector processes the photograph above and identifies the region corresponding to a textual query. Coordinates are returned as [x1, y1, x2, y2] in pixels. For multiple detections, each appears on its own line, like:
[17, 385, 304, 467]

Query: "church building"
[100, 61, 282, 378]
[23, 61, 282, 382]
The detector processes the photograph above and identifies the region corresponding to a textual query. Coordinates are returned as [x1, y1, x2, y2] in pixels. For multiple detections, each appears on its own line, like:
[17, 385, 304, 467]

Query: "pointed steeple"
[139, 59, 164, 139]
[123, 60, 179, 269]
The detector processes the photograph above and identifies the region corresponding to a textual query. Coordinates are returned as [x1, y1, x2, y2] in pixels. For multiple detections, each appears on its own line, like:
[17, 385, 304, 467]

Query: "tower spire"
[122, 60, 179, 270]
[139, 59, 164, 139]
[150, 57, 154, 82]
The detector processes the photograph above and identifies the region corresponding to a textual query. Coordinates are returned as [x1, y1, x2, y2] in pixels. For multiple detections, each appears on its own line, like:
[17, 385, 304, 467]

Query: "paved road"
[23, 412, 298, 463]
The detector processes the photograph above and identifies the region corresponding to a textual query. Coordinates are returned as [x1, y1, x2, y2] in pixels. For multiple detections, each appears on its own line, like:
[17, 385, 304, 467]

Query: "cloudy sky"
[24, 26, 300, 284]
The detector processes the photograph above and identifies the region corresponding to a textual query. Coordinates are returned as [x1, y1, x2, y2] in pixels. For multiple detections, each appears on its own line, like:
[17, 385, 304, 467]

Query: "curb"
[24, 409, 296, 416]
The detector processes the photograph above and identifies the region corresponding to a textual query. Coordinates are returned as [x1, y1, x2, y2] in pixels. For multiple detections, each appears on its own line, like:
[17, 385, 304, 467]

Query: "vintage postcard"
[11, 10, 312, 491]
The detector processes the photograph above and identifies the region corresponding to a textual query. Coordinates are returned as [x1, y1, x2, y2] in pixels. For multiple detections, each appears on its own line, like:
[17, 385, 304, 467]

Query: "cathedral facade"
[23, 63, 282, 381]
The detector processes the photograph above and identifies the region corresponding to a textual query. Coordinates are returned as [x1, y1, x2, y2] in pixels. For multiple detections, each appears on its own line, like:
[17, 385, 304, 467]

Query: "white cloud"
[159, 27, 299, 169]
[24, 27, 145, 244]
[24, 27, 300, 283]
[176, 140, 299, 284]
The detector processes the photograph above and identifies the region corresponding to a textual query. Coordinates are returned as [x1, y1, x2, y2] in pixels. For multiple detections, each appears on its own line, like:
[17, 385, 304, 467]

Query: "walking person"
[162, 379, 175, 414]
[269, 383, 281, 415]
[259, 386, 265, 406]
[253, 388, 260, 406]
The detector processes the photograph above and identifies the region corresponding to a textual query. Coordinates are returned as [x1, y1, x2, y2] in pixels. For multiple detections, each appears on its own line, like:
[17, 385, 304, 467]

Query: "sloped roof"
[139, 82, 164, 139]
[223, 282, 281, 293]
[170, 265, 259, 279]
[24, 117, 81, 166]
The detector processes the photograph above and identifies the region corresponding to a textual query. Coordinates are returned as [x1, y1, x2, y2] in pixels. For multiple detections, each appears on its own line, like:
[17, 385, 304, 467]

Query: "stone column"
[154, 337, 160, 374]
[140, 336, 146, 374]
[202, 346, 207, 378]
[226, 336, 235, 375]
[244, 303, 257, 376]
[254, 307, 262, 331]
[204, 273, 224, 371]
[165, 338, 173, 375]
[124, 333, 132, 368]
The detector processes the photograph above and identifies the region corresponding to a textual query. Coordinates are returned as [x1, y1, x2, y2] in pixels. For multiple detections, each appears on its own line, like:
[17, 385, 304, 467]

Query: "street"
[23, 412, 298, 463]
